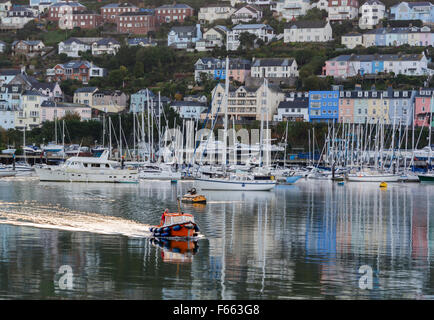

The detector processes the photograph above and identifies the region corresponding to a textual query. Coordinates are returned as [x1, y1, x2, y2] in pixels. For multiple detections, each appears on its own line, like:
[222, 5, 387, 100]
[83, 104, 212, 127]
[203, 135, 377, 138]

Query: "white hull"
[35, 167, 139, 183]
[347, 174, 400, 182]
[196, 178, 276, 191]
[139, 171, 181, 180]
[0, 170, 17, 177]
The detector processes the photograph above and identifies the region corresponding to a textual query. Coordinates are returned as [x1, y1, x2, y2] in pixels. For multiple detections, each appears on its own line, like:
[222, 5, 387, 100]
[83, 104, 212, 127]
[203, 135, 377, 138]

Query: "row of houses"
[207, 81, 434, 128]
[194, 57, 299, 84]
[342, 26, 434, 49]
[322, 52, 432, 78]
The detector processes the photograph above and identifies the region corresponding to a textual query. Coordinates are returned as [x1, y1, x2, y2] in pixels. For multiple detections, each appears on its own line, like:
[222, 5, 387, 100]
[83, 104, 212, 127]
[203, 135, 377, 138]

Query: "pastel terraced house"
[390, 2, 434, 25]
[362, 26, 434, 47]
[341, 32, 363, 48]
[322, 53, 430, 78]
[40, 100, 92, 122]
[414, 88, 434, 127]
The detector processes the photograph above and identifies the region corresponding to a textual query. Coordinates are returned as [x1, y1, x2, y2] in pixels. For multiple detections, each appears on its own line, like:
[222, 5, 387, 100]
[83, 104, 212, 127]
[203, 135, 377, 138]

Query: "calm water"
[0, 177, 433, 299]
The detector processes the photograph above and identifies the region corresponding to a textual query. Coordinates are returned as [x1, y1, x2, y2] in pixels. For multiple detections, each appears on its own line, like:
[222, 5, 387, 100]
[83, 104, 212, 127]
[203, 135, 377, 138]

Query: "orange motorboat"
[150, 206, 200, 238]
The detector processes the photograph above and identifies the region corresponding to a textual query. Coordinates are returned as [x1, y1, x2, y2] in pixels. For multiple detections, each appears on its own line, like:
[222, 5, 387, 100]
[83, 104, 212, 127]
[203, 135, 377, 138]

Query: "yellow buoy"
[379, 182, 387, 188]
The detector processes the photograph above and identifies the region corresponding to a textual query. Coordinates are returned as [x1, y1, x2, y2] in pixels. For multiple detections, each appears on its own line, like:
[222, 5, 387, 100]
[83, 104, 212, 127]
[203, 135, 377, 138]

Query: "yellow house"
[367, 97, 389, 124]
[15, 91, 49, 130]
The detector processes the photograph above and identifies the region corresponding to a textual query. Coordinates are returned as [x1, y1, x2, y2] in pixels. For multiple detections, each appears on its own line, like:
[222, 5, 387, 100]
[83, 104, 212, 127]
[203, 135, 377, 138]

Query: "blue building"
[309, 90, 340, 123]
[390, 2, 434, 24]
[129, 88, 170, 113]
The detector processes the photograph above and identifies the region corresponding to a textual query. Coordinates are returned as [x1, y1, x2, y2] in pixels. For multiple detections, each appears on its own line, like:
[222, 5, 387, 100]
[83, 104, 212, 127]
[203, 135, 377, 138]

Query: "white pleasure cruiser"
[35, 150, 139, 183]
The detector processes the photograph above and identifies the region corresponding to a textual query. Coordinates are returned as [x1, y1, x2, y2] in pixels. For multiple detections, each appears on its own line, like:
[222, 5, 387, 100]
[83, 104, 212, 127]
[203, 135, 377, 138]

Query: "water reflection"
[0, 179, 433, 299]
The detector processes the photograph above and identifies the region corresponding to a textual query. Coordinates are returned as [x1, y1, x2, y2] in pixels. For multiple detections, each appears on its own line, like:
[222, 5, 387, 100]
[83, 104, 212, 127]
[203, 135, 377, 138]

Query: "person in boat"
[161, 208, 169, 226]
[189, 188, 197, 195]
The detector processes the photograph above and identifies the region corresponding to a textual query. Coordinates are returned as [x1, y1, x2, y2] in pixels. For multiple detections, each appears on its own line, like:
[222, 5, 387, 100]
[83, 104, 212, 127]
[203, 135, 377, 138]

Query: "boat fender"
[163, 227, 170, 232]
[150, 227, 154, 232]
[185, 223, 194, 229]
[173, 225, 181, 231]
[173, 248, 181, 253]
[154, 232, 160, 237]
[161, 232, 170, 237]
[194, 225, 199, 232]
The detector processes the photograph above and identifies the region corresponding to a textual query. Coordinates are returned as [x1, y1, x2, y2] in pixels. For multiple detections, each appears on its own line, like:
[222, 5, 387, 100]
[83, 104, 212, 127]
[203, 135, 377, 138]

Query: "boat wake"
[0, 200, 152, 238]
[0, 200, 205, 240]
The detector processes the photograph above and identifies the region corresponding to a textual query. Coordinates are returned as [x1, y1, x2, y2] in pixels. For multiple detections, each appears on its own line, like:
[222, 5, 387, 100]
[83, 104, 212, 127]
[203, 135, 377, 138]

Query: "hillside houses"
[322, 53, 431, 78]
[227, 24, 275, 51]
[46, 60, 106, 84]
[198, 4, 235, 24]
[284, 20, 332, 43]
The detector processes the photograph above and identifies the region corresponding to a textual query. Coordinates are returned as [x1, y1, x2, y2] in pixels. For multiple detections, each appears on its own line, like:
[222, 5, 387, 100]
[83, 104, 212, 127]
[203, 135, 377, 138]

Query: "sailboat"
[195, 57, 276, 192]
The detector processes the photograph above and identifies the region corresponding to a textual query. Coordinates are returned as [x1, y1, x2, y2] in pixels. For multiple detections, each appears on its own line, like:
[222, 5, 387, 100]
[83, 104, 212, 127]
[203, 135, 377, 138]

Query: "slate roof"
[252, 58, 295, 67]
[285, 20, 328, 29]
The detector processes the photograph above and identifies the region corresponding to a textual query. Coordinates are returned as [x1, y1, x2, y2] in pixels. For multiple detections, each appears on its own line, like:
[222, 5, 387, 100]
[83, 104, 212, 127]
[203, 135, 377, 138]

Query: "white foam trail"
[0, 200, 205, 240]
[0, 200, 152, 238]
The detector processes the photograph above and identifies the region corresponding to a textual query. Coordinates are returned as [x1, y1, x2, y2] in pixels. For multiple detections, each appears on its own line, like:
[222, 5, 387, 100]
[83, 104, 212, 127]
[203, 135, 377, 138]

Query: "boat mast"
[284, 120, 288, 168]
[141, 92, 145, 162]
[119, 114, 122, 160]
[62, 119, 65, 160]
[222, 56, 229, 171]
[23, 127, 26, 164]
[109, 116, 112, 159]
[133, 111, 136, 161]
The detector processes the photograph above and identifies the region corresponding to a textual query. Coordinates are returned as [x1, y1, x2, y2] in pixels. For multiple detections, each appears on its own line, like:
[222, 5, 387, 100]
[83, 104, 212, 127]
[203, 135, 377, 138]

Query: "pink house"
[322, 56, 351, 78]
[414, 88, 433, 127]
[228, 58, 251, 84]
[41, 101, 92, 122]
[338, 92, 355, 123]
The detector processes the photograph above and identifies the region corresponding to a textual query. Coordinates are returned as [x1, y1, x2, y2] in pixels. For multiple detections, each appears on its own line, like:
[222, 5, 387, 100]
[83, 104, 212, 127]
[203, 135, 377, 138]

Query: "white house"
[273, 0, 312, 20]
[274, 92, 309, 122]
[171, 100, 208, 119]
[341, 32, 363, 48]
[58, 37, 120, 57]
[359, 0, 385, 29]
[0, 6, 36, 29]
[91, 38, 120, 56]
[231, 5, 262, 24]
[0, 0, 12, 18]
[251, 57, 299, 78]
[195, 25, 228, 51]
[227, 24, 275, 51]
[0, 40, 7, 53]
[312, 0, 329, 12]
[198, 4, 235, 24]
[284, 20, 332, 43]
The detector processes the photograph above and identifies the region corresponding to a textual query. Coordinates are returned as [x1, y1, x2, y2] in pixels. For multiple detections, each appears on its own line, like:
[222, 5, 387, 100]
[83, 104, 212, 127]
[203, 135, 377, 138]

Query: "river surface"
[0, 176, 433, 299]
